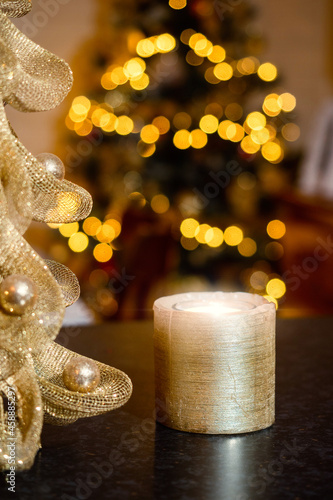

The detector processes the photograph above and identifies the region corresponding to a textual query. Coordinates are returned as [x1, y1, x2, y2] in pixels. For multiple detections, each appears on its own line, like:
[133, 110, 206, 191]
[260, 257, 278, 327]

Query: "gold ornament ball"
[0, 274, 38, 315]
[63, 357, 101, 393]
[36, 152, 65, 181]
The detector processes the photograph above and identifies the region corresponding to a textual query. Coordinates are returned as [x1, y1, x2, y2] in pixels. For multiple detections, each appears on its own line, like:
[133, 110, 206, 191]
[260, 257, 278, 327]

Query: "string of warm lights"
[65, 27, 298, 164]
[60, 0, 297, 315]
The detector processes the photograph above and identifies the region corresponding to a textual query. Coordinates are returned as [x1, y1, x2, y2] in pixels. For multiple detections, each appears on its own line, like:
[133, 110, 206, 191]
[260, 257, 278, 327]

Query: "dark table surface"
[1, 317, 333, 500]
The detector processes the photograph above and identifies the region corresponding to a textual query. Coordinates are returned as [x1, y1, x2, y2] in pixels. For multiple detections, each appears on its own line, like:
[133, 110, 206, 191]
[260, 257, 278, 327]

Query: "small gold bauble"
[0, 274, 38, 315]
[36, 152, 65, 181]
[63, 357, 101, 393]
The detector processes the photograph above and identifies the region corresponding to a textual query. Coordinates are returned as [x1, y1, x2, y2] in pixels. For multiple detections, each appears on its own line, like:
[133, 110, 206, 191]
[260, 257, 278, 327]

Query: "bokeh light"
[199, 114, 219, 134]
[152, 116, 170, 134]
[83, 217, 102, 236]
[224, 226, 243, 246]
[190, 129, 208, 148]
[238, 237, 257, 257]
[257, 62, 277, 82]
[151, 194, 170, 214]
[194, 223, 211, 243]
[68, 232, 89, 252]
[173, 129, 191, 149]
[140, 124, 160, 143]
[59, 222, 79, 237]
[205, 227, 223, 247]
[93, 243, 113, 262]
[180, 218, 199, 238]
[214, 62, 233, 81]
[267, 219, 286, 239]
[266, 278, 286, 299]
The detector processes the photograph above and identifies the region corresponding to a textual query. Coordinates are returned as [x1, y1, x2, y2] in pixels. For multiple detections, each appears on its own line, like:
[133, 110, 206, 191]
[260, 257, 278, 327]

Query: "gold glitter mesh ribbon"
[154, 292, 276, 434]
[0, 1, 132, 471]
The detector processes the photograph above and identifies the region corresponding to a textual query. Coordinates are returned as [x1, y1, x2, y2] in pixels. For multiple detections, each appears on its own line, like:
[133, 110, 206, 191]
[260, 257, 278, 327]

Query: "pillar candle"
[153, 291, 276, 434]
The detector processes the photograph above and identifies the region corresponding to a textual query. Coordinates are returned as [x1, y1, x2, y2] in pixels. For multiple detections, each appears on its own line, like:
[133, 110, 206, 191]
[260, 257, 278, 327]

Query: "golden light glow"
[68, 232, 89, 253]
[246, 112, 266, 131]
[278, 93, 296, 112]
[169, 0, 187, 10]
[237, 57, 259, 75]
[130, 73, 150, 90]
[93, 243, 113, 262]
[238, 237, 257, 257]
[137, 141, 156, 157]
[151, 194, 170, 214]
[225, 103, 243, 121]
[194, 223, 211, 243]
[104, 218, 122, 238]
[226, 123, 244, 142]
[240, 135, 260, 154]
[214, 62, 233, 81]
[124, 57, 146, 79]
[261, 141, 283, 163]
[74, 120, 93, 137]
[136, 38, 156, 58]
[173, 129, 191, 149]
[267, 219, 286, 239]
[180, 218, 199, 238]
[190, 129, 208, 148]
[266, 278, 286, 299]
[83, 217, 102, 236]
[282, 123, 300, 142]
[116, 116, 134, 135]
[205, 227, 223, 247]
[180, 28, 196, 45]
[92, 108, 109, 127]
[59, 222, 79, 238]
[189, 33, 206, 50]
[152, 116, 170, 134]
[250, 271, 268, 290]
[263, 295, 278, 309]
[207, 45, 226, 63]
[101, 72, 117, 90]
[173, 112, 192, 130]
[263, 93, 281, 116]
[224, 226, 243, 246]
[140, 124, 160, 143]
[181, 236, 199, 250]
[96, 224, 116, 243]
[199, 114, 219, 134]
[156, 34, 176, 53]
[218, 120, 233, 140]
[250, 128, 270, 145]
[111, 66, 128, 85]
[205, 103, 223, 119]
[68, 107, 87, 123]
[194, 39, 213, 57]
[257, 62, 277, 82]
[72, 96, 91, 115]
[101, 113, 118, 133]
[186, 50, 204, 66]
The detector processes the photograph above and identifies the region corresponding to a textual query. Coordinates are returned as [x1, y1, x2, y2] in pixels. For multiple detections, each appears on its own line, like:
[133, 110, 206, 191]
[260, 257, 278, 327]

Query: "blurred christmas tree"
[54, 0, 300, 319]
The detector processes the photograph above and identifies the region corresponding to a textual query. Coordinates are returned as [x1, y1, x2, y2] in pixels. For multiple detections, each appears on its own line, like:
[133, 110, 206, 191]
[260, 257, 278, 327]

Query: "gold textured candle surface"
[153, 292, 276, 434]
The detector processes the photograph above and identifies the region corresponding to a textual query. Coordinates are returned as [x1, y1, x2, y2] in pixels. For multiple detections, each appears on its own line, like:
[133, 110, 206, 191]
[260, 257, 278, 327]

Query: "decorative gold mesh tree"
[0, 0, 132, 471]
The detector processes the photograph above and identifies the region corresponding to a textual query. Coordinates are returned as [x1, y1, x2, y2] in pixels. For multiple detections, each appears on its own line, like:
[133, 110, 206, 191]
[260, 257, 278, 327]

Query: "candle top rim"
[172, 299, 255, 314]
[154, 291, 275, 314]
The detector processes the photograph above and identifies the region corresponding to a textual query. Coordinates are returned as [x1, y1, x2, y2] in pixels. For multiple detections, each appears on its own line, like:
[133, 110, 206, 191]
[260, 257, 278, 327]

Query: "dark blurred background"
[7, 0, 333, 322]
